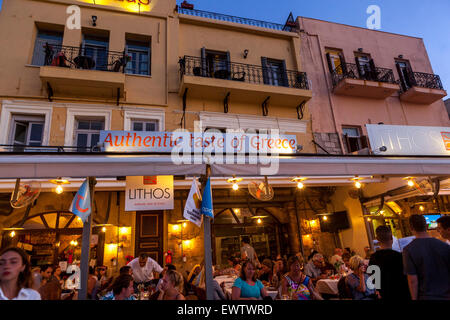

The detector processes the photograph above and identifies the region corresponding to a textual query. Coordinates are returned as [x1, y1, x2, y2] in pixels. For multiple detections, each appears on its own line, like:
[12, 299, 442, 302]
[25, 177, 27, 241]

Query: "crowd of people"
[0, 215, 448, 300]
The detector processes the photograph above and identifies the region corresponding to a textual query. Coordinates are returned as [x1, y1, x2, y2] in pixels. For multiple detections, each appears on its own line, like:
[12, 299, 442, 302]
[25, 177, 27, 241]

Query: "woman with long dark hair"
[0, 247, 41, 300]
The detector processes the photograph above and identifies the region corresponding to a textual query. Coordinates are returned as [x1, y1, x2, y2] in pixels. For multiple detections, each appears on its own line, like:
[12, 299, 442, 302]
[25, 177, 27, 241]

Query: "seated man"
[304, 253, 327, 284]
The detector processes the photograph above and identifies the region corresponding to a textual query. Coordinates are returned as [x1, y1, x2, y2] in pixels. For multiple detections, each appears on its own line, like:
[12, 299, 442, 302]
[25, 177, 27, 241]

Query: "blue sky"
[1, 0, 449, 91]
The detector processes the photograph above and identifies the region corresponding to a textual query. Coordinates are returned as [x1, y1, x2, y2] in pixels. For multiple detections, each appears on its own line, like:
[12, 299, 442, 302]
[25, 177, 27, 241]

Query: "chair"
[193, 67, 202, 76]
[337, 276, 353, 300]
[195, 286, 207, 300]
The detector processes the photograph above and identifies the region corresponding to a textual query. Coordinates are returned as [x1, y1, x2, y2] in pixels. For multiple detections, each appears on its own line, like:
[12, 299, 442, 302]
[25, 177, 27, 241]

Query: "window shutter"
[406, 65, 416, 87]
[325, 53, 334, 73]
[360, 135, 369, 150]
[261, 57, 269, 85]
[369, 59, 377, 81]
[343, 133, 351, 154]
[281, 60, 289, 87]
[226, 51, 232, 80]
[201, 47, 207, 77]
[355, 57, 363, 79]
[339, 54, 347, 75]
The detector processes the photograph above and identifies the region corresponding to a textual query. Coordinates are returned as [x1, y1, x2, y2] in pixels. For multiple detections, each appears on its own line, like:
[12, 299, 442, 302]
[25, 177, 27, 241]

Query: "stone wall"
[313, 132, 342, 154]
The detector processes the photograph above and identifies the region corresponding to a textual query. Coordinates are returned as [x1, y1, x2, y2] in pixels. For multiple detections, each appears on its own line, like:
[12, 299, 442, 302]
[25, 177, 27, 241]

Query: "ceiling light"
[50, 178, 70, 194]
[351, 176, 363, 189]
[101, 227, 106, 232]
[292, 177, 307, 189]
[257, 218, 262, 224]
[10, 231, 15, 238]
[227, 177, 243, 191]
[322, 216, 328, 221]
[419, 205, 425, 212]
[55, 185, 64, 194]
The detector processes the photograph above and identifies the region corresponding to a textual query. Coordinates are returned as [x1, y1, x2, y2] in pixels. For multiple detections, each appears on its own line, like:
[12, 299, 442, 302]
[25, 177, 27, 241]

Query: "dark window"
[342, 127, 368, 153]
[131, 119, 158, 132]
[75, 118, 104, 151]
[204, 50, 230, 79]
[9, 115, 45, 151]
[261, 58, 288, 87]
[82, 34, 109, 71]
[32, 30, 63, 66]
[126, 40, 151, 75]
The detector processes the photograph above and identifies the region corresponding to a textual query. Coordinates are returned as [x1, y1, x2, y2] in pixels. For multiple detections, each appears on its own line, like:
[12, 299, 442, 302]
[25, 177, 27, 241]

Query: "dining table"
[315, 277, 340, 296]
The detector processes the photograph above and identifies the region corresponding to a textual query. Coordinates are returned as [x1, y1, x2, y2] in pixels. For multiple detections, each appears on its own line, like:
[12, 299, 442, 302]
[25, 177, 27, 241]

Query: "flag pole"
[201, 165, 214, 300]
[79, 176, 96, 300]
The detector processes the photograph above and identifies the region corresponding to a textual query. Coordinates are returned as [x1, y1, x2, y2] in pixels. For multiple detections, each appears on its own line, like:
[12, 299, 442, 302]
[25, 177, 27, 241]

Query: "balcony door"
[262, 57, 288, 87]
[32, 30, 63, 66]
[355, 53, 376, 81]
[202, 48, 231, 79]
[396, 60, 414, 91]
[83, 35, 109, 71]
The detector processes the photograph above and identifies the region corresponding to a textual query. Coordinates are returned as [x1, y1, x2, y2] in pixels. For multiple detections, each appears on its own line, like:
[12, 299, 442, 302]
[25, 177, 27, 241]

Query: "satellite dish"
[248, 176, 274, 201]
[10, 181, 41, 208]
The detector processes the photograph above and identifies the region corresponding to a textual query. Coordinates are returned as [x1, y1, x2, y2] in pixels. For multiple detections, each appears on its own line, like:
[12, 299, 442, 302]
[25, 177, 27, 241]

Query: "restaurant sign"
[125, 176, 174, 211]
[99, 131, 297, 154]
[78, 0, 153, 13]
[366, 124, 450, 156]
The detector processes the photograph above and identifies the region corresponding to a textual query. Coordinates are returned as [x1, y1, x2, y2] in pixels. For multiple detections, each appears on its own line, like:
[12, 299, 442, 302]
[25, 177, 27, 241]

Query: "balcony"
[179, 56, 311, 108]
[39, 44, 126, 101]
[177, 7, 296, 32]
[399, 72, 447, 104]
[331, 63, 400, 99]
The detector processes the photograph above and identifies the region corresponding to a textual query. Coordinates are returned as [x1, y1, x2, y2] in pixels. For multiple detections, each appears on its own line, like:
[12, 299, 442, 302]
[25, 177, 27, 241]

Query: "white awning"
[0, 154, 449, 179]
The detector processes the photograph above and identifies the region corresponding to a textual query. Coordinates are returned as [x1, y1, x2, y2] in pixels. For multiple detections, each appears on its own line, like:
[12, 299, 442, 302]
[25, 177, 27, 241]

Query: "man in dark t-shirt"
[369, 226, 410, 300]
[402, 215, 450, 300]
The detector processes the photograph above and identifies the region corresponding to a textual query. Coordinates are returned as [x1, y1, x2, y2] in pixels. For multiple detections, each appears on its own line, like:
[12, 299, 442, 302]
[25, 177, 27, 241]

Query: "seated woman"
[257, 259, 273, 286]
[158, 270, 185, 300]
[100, 274, 136, 300]
[231, 260, 268, 300]
[281, 255, 322, 300]
[346, 255, 377, 300]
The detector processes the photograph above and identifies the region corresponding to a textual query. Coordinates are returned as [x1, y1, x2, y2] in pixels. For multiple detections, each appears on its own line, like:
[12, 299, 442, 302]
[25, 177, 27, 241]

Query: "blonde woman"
[158, 270, 185, 300]
[346, 255, 378, 300]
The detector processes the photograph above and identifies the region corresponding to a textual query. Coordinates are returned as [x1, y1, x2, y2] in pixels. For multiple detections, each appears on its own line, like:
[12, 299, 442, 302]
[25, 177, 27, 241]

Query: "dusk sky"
[1, 0, 449, 91]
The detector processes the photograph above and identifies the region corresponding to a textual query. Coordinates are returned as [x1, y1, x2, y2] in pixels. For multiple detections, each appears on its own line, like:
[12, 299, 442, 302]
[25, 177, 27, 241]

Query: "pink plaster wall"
[298, 17, 449, 138]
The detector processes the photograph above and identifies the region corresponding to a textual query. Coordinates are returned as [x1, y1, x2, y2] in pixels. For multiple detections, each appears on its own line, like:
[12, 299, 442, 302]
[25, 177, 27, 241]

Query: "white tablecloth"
[316, 279, 340, 296]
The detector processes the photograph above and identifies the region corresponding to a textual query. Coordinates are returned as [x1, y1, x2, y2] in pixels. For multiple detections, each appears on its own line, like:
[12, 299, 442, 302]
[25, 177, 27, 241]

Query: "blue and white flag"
[201, 177, 214, 219]
[69, 178, 91, 223]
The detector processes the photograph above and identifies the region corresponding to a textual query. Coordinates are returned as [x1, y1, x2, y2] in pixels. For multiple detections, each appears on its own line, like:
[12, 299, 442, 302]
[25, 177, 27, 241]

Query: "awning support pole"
[79, 176, 96, 300]
[201, 164, 214, 300]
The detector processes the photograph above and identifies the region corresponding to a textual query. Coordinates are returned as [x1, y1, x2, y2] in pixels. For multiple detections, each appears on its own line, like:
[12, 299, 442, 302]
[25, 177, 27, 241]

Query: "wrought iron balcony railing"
[177, 7, 295, 32]
[42, 43, 129, 73]
[331, 63, 396, 88]
[179, 56, 309, 90]
[400, 71, 444, 92]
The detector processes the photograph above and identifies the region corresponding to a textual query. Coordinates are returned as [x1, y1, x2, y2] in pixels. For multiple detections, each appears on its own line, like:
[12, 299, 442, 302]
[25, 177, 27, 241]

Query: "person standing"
[240, 236, 260, 268]
[127, 253, 163, 292]
[369, 226, 410, 300]
[436, 215, 450, 245]
[0, 247, 41, 300]
[402, 215, 450, 300]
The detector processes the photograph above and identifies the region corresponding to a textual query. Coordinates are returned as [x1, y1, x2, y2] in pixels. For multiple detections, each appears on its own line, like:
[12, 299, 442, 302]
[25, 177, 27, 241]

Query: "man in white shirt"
[127, 253, 163, 293]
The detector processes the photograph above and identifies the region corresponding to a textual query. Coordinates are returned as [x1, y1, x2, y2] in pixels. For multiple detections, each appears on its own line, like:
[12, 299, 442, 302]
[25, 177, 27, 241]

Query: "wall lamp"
[398, 54, 404, 59]
[243, 49, 249, 59]
[358, 48, 363, 52]
[92, 16, 97, 27]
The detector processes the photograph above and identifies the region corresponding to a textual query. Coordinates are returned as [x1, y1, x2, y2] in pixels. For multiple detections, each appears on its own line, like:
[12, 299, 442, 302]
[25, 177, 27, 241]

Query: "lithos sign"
[125, 176, 174, 211]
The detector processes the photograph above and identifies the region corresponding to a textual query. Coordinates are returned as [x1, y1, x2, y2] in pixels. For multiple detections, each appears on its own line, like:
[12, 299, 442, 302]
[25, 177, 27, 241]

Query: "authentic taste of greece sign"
[366, 124, 450, 155]
[99, 131, 297, 154]
[125, 176, 174, 211]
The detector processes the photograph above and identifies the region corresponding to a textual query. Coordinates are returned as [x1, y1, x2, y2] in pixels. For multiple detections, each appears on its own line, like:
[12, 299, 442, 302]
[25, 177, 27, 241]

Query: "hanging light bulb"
[355, 181, 362, 189]
[232, 183, 239, 191]
[419, 205, 425, 212]
[297, 182, 304, 189]
[10, 231, 15, 238]
[322, 216, 328, 221]
[407, 179, 414, 187]
[292, 177, 306, 189]
[102, 227, 106, 232]
[257, 218, 262, 224]
[228, 177, 242, 191]
[367, 217, 371, 222]
[183, 222, 187, 228]
[55, 184, 64, 194]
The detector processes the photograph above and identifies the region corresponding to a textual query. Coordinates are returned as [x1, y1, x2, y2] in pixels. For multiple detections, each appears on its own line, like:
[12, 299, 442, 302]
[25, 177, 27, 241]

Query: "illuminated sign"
[366, 124, 450, 155]
[78, 0, 154, 13]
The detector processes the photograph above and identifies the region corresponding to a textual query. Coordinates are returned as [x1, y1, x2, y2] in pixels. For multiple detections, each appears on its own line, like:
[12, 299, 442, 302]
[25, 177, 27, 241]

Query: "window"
[342, 127, 368, 153]
[75, 118, 104, 151]
[262, 58, 288, 87]
[325, 49, 345, 74]
[9, 115, 45, 148]
[131, 119, 158, 132]
[31, 30, 63, 66]
[355, 53, 375, 80]
[126, 40, 151, 75]
[83, 34, 109, 71]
